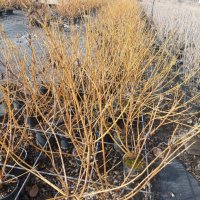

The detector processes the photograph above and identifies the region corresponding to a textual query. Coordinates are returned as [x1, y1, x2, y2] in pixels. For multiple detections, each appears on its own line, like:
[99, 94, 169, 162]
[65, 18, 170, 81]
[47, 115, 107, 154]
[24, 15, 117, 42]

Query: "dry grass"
[0, 0, 30, 9]
[15, 0, 31, 9]
[0, 0, 199, 199]
[0, 0, 15, 9]
[0, 0, 105, 18]
[56, 0, 104, 19]
[141, 0, 200, 75]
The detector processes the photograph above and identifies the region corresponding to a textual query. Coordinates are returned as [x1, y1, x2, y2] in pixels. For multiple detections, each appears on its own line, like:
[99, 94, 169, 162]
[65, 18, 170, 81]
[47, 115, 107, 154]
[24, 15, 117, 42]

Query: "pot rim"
[17, 147, 27, 161]
[0, 174, 19, 200]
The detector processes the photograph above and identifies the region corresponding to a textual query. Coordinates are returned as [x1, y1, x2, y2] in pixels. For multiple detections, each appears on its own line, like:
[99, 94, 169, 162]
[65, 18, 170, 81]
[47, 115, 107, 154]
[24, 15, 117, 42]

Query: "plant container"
[58, 136, 73, 151]
[0, 10, 3, 16]
[13, 100, 24, 111]
[23, 115, 41, 128]
[0, 103, 8, 123]
[35, 132, 47, 147]
[6, 148, 27, 176]
[5, 9, 13, 15]
[0, 174, 19, 200]
[39, 86, 52, 96]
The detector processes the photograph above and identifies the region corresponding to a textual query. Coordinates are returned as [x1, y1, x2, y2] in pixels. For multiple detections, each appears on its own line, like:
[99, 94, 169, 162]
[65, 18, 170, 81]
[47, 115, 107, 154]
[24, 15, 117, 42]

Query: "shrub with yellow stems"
[56, 0, 105, 19]
[0, 0, 199, 199]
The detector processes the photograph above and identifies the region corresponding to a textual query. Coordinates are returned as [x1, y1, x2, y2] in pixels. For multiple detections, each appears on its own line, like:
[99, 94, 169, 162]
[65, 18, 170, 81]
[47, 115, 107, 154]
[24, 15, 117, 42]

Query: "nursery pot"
[35, 131, 62, 149]
[35, 132, 63, 149]
[13, 100, 24, 111]
[73, 16, 81, 25]
[7, 148, 27, 176]
[35, 132, 47, 148]
[103, 133, 114, 143]
[0, 175, 19, 200]
[39, 86, 52, 96]
[39, 86, 48, 95]
[5, 9, 13, 15]
[0, 103, 8, 123]
[58, 136, 73, 151]
[23, 115, 41, 128]
[97, 129, 114, 143]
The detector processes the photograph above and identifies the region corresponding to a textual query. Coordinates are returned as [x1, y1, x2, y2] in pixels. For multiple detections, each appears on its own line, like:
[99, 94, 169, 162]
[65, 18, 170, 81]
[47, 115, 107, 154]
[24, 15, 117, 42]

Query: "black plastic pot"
[0, 103, 8, 123]
[39, 86, 52, 96]
[152, 160, 200, 200]
[103, 133, 114, 143]
[73, 16, 81, 25]
[7, 148, 27, 176]
[35, 132, 47, 147]
[5, 9, 13, 15]
[23, 115, 41, 128]
[13, 100, 24, 111]
[59, 136, 73, 151]
[35, 131, 62, 149]
[0, 175, 19, 200]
